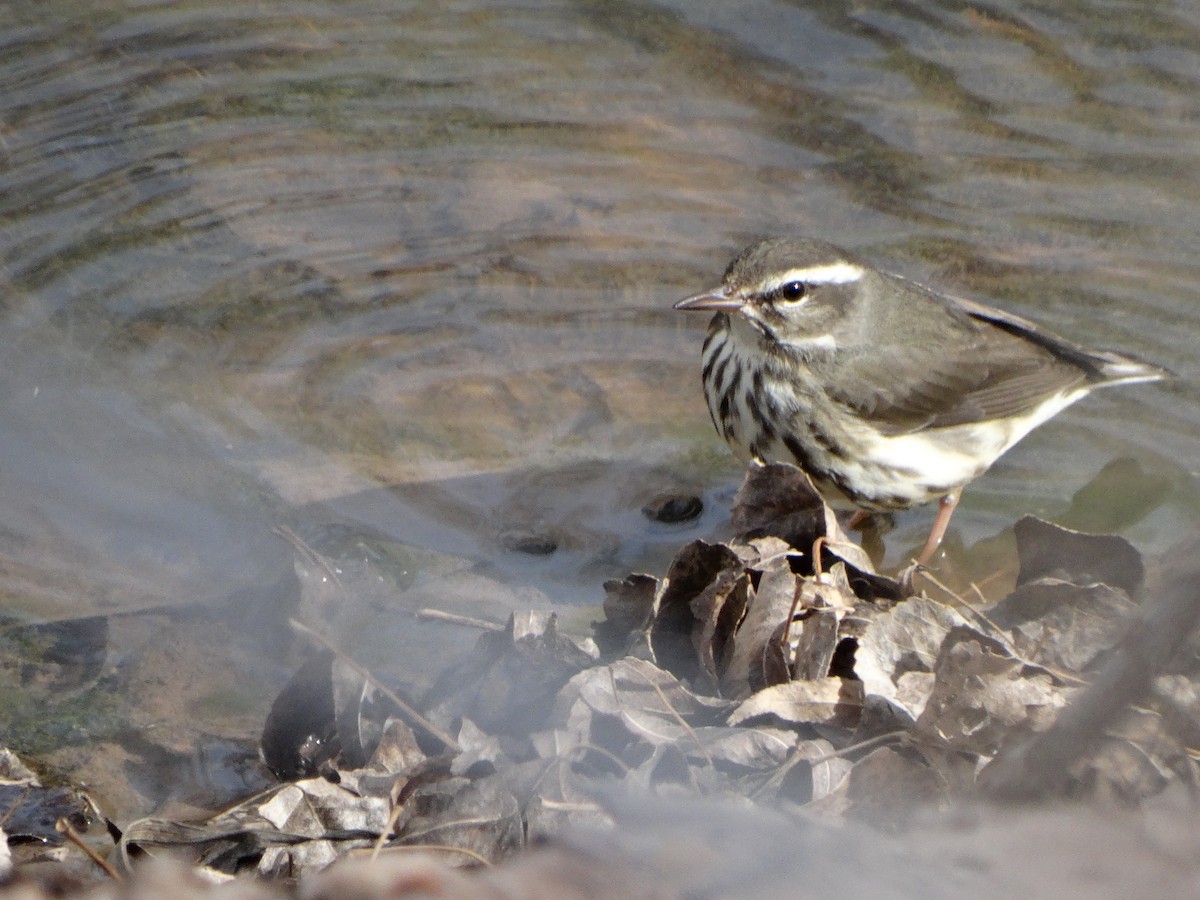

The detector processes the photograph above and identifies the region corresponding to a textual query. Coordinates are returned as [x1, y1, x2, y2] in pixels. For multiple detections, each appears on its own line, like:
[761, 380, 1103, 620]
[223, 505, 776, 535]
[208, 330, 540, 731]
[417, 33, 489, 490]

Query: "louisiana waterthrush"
[675, 237, 1170, 564]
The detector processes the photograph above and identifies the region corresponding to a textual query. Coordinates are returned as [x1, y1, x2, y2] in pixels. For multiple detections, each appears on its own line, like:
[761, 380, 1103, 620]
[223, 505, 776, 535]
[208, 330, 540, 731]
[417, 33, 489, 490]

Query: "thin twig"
[415, 609, 505, 632]
[274, 524, 342, 585]
[0, 786, 30, 829]
[799, 729, 906, 767]
[289, 618, 461, 753]
[810, 535, 828, 581]
[57, 818, 121, 881]
[920, 571, 1088, 687]
[647, 677, 715, 769]
[784, 534, 839, 648]
[567, 741, 634, 776]
[919, 570, 1008, 638]
[538, 798, 605, 814]
[357, 843, 493, 867]
[750, 730, 905, 800]
[782, 588, 807, 671]
[526, 740, 634, 808]
[973, 564, 1010, 594]
[613, 666, 713, 774]
[370, 781, 408, 861]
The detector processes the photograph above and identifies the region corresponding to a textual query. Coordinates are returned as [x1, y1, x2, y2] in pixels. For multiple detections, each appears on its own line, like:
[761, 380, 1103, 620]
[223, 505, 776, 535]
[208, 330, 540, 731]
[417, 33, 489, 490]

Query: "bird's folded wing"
[827, 340, 1086, 436]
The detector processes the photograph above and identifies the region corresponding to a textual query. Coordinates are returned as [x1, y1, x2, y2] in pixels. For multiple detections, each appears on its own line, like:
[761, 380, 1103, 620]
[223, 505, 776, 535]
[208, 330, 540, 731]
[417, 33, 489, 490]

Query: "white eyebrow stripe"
[779, 333, 837, 351]
[761, 263, 864, 291]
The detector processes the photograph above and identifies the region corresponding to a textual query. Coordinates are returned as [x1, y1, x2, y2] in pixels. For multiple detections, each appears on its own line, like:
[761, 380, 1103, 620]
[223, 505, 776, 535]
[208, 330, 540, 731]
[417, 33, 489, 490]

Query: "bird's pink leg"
[915, 492, 960, 565]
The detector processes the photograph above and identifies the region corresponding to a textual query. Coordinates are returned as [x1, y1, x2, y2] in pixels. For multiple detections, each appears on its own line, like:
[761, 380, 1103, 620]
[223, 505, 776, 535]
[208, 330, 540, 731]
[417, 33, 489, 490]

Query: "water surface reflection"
[1, 0, 1196, 816]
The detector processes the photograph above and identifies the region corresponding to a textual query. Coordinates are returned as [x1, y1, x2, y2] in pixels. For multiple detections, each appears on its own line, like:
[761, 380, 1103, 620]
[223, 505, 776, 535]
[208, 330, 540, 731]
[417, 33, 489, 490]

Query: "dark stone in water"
[642, 494, 703, 524]
[500, 528, 559, 555]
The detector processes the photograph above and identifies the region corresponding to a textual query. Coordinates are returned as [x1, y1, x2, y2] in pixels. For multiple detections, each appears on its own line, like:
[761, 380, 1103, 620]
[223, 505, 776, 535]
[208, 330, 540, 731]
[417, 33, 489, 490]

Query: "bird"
[675, 237, 1170, 565]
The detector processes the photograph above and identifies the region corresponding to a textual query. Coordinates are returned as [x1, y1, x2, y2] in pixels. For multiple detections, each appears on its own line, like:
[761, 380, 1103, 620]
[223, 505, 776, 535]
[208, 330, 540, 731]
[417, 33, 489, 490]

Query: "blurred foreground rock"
[6, 792, 1200, 899]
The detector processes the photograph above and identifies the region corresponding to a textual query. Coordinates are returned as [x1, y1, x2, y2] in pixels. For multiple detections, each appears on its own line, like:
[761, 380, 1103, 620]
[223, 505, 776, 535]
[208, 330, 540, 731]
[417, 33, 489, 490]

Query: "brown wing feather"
[827, 316, 1087, 436]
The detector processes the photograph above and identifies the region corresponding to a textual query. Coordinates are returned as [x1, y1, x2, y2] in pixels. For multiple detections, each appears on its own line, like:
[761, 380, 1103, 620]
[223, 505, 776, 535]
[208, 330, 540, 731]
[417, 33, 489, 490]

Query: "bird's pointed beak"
[674, 288, 744, 313]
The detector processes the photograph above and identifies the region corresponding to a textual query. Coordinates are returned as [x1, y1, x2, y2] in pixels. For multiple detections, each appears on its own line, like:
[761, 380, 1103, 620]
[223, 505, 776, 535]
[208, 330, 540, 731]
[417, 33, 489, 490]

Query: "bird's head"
[675, 237, 867, 352]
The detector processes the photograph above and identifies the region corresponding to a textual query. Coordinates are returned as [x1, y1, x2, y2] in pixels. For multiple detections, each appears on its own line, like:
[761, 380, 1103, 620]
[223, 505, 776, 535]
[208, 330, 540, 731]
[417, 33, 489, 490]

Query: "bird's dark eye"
[777, 281, 806, 303]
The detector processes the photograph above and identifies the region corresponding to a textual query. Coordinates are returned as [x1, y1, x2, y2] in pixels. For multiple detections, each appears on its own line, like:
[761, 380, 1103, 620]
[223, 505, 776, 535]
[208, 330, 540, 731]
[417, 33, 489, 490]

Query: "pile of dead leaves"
[28, 464, 1199, 884]
[11, 468, 1200, 892]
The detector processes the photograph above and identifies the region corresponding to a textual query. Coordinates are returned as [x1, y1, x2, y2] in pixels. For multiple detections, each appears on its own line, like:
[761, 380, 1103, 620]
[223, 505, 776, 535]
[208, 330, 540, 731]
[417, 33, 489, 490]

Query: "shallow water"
[1, 0, 1198, 816]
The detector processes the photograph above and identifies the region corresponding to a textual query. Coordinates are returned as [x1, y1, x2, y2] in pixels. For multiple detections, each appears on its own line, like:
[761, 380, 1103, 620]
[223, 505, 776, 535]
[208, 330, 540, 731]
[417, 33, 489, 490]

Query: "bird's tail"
[1089, 350, 1173, 387]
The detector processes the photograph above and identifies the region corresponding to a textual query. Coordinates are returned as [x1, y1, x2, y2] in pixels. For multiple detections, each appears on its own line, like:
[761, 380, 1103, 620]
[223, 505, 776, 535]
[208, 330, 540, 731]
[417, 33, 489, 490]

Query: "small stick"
[273, 524, 341, 584]
[646, 676, 714, 769]
[415, 609, 504, 632]
[783, 535, 828, 648]
[358, 843, 493, 867]
[56, 818, 121, 881]
[750, 730, 903, 800]
[371, 787, 408, 861]
[921, 571, 1088, 687]
[289, 618, 461, 753]
[0, 786, 30, 829]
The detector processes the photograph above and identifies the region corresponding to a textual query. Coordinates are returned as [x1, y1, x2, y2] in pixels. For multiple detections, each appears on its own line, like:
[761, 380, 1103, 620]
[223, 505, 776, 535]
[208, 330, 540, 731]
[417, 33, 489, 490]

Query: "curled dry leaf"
[650, 540, 743, 681]
[732, 534, 797, 570]
[553, 657, 732, 755]
[790, 562, 857, 681]
[980, 539, 1200, 802]
[395, 776, 523, 861]
[730, 462, 831, 551]
[792, 607, 840, 681]
[119, 776, 390, 878]
[853, 596, 972, 723]
[727, 678, 864, 732]
[989, 579, 1138, 674]
[817, 745, 947, 827]
[425, 610, 596, 737]
[688, 725, 797, 772]
[984, 519, 1145, 676]
[1013, 516, 1144, 594]
[915, 627, 1070, 757]
[720, 559, 799, 699]
[594, 573, 659, 657]
[1065, 707, 1190, 802]
[690, 566, 751, 691]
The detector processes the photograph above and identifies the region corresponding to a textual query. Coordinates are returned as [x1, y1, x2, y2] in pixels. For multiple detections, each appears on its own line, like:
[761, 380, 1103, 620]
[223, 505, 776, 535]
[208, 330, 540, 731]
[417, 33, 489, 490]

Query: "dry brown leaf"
[916, 627, 1069, 757]
[791, 563, 857, 680]
[729, 462, 829, 549]
[650, 541, 743, 680]
[595, 573, 659, 656]
[690, 568, 751, 690]
[823, 745, 947, 827]
[989, 579, 1138, 674]
[1013, 516, 1144, 594]
[720, 559, 799, 699]
[553, 657, 731, 753]
[727, 677, 864, 731]
[854, 596, 972, 722]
